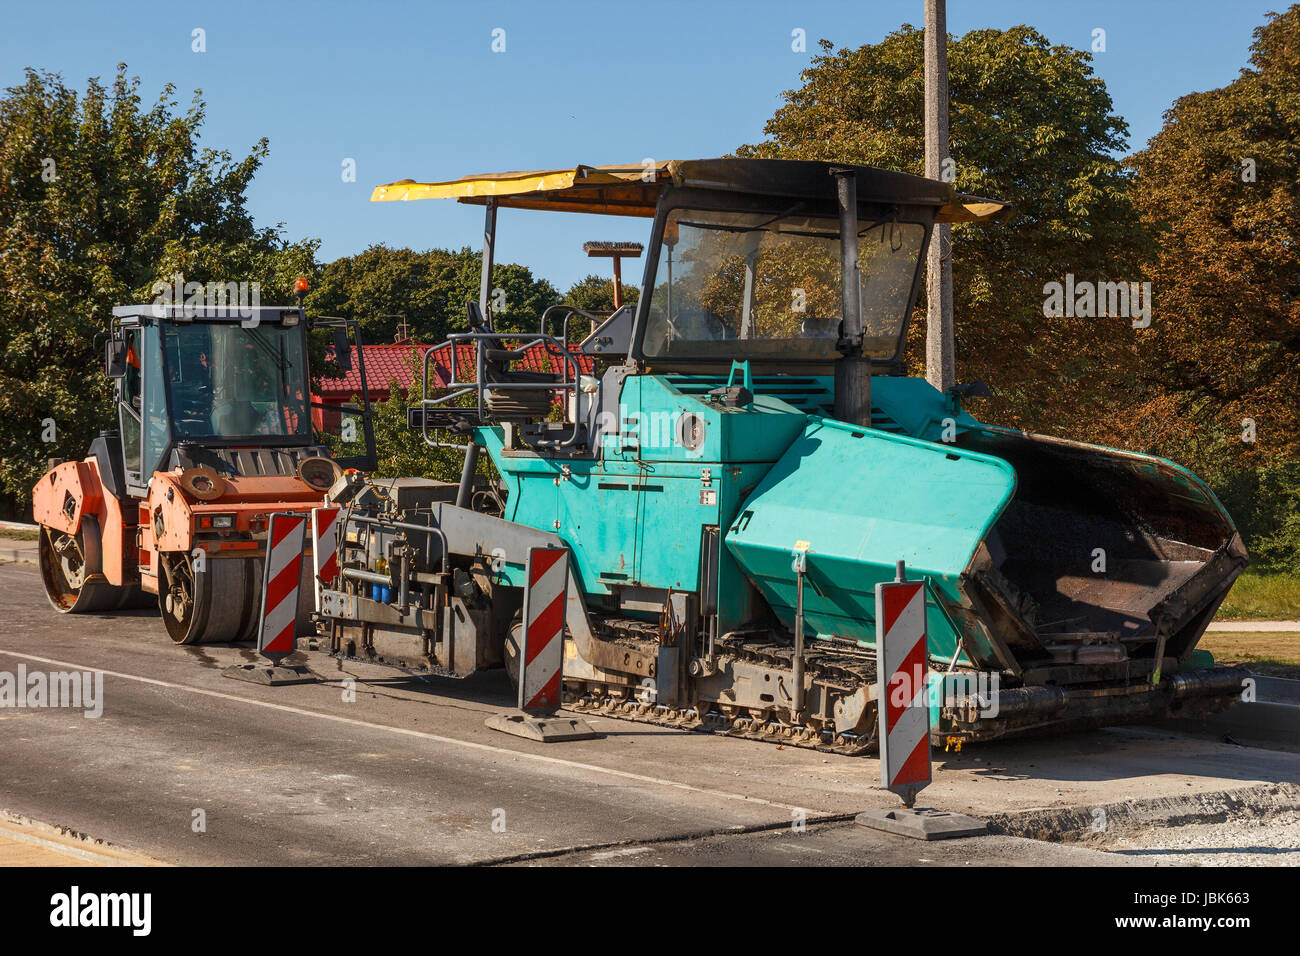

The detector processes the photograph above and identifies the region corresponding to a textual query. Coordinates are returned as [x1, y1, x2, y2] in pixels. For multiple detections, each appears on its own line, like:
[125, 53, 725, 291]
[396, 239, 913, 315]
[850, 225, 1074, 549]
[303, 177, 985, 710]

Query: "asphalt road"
[0, 562, 1296, 866]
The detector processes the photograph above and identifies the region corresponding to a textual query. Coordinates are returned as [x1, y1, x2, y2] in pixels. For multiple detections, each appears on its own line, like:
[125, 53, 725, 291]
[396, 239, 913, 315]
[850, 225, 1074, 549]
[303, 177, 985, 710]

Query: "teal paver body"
[480, 369, 1240, 681]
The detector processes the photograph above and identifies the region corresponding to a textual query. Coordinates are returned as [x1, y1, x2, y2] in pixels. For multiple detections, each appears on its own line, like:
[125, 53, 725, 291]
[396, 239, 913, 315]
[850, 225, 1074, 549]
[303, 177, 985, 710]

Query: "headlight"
[297, 456, 342, 492]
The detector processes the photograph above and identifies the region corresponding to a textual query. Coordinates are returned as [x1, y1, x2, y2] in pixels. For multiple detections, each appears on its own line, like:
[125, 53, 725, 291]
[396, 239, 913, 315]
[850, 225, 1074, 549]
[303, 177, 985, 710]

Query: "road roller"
[32, 289, 375, 644]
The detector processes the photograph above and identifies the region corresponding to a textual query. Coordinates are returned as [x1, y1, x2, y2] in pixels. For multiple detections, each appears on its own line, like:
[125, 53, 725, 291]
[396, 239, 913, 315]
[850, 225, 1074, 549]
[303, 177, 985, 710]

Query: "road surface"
[0, 562, 1296, 866]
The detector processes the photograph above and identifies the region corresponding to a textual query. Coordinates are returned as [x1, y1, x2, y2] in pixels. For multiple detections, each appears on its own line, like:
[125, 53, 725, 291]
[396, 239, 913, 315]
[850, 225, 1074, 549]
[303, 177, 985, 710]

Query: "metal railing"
[418, 330, 585, 450]
[538, 303, 609, 346]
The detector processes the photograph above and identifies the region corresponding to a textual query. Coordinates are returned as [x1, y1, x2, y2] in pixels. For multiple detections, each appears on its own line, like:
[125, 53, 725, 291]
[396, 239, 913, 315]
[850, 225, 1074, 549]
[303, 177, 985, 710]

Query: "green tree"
[366, 359, 464, 482]
[563, 274, 639, 314]
[0, 65, 315, 515]
[738, 26, 1151, 443]
[1128, 5, 1300, 467]
[309, 244, 561, 344]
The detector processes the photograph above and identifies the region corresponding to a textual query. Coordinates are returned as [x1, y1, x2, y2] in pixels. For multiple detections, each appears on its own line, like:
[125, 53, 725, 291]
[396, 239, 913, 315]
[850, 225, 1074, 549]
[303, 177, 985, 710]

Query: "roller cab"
[33, 298, 376, 645]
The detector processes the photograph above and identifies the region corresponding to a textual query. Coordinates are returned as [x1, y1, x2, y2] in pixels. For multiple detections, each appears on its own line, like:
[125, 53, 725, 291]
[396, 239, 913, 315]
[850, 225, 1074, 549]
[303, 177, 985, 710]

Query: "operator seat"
[467, 303, 561, 421]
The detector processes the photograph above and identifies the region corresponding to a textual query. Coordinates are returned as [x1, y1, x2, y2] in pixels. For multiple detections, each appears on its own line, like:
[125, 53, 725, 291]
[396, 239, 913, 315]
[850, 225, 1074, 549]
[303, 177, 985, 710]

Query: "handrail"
[538, 303, 608, 348]
[418, 329, 587, 450]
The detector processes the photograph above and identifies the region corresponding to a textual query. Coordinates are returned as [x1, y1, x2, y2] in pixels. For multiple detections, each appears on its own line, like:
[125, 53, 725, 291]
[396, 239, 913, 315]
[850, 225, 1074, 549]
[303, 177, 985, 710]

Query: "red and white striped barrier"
[518, 547, 569, 712]
[257, 512, 307, 659]
[876, 576, 931, 805]
[311, 506, 341, 610]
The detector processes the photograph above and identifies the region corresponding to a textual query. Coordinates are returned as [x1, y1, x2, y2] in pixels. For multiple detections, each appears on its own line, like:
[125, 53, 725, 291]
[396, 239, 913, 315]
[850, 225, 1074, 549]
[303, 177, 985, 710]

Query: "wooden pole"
[924, 0, 955, 392]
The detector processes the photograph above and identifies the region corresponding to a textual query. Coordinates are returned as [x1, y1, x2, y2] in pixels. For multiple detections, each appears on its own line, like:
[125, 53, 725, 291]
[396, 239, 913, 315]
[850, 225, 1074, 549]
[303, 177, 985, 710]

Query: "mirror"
[332, 329, 352, 373]
[105, 338, 127, 378]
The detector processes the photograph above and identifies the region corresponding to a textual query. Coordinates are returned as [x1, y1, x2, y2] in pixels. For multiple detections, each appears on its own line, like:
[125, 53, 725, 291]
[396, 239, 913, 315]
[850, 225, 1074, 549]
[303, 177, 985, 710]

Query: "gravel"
[1104, 810, 1300, 866]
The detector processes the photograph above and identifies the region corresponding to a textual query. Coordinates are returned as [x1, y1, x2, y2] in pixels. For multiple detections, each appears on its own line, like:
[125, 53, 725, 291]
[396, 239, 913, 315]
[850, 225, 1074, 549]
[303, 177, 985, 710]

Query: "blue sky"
[0, 0, 1282, 292]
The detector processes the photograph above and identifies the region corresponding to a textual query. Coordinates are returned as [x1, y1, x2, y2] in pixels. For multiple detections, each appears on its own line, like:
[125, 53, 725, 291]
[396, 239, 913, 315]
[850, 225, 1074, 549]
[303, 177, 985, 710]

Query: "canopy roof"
[370, 158, 1009, 223]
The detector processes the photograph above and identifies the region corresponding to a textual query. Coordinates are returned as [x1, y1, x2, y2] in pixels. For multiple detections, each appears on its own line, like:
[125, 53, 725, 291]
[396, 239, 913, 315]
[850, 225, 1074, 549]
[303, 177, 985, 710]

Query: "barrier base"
[485, 711, 600, 742]
[222, 663, 315, 686]
[855, 807, 987, 841]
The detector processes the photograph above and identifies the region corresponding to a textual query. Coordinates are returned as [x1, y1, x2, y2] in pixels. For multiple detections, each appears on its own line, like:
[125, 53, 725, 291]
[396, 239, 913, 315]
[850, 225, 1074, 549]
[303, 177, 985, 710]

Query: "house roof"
[318, 343, 425, 394]
[425, 341, 594, 387]
[318, 340, 595, 396]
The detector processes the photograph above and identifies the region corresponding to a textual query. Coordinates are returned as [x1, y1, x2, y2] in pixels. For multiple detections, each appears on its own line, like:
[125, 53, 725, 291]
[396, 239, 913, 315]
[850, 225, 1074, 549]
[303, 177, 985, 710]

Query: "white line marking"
[0, 648, 829, 815]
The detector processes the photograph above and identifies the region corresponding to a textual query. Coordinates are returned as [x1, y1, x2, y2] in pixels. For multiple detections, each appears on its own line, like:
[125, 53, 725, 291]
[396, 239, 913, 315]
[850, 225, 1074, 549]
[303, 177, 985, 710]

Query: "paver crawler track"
[565, 632, 882, 756]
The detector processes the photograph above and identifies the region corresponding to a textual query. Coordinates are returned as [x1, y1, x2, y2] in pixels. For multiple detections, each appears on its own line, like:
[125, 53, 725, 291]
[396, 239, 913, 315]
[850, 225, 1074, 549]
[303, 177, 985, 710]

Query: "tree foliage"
[1128, 6, 1300, 466]
[562, 273, 639, 314]
[738, 26, 1151, 441]
[366, 356, 466, 483]
[308, 244, 561, 344]
[0, 65, 315, 514]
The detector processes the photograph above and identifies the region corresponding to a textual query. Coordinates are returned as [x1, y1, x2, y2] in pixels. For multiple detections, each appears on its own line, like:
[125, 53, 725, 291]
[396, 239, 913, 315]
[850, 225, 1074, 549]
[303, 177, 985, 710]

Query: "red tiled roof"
[318, 343, 425, 396]
[425, 342, 594, 387]
[318, 340, 596, 398]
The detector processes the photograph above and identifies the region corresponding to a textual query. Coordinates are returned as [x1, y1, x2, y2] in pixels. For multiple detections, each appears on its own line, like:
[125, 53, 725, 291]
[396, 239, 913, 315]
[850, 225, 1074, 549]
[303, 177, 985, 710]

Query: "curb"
[0, 810, 163, 866]
[1207, 620, 1300, 632]
[984, 782, 1300, 843]
[0, 542, 37, 565]
[0, 521, 39, 566]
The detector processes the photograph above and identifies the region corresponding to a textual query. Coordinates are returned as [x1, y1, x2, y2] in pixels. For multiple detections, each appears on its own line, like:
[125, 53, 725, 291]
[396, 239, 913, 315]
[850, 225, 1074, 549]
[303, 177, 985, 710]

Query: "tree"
[308, 244, 561, 345]
[365, 355, 466, 483]
[563, 274, 640, 314]
[737, 26, 1151, 443]
[1128, 5, 1300, 467]
[0, 65, 315, 515]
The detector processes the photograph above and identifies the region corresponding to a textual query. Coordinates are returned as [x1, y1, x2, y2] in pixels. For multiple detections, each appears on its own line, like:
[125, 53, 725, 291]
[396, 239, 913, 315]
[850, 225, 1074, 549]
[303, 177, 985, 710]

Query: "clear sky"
[0, 0, 1281, 292]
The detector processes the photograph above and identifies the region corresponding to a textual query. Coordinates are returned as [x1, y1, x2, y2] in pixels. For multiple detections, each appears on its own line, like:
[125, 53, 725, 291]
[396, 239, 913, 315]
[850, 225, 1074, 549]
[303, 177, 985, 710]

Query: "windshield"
[640, 207, 926, 361]
[161, 322, 310, 441]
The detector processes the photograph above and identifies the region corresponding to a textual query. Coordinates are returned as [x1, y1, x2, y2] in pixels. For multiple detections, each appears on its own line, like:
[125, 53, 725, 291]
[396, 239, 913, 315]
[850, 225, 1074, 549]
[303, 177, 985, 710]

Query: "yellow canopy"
[370, 160, 1008, 223]
[938, 199, 1007, 224]
[371, 163, 671, 218]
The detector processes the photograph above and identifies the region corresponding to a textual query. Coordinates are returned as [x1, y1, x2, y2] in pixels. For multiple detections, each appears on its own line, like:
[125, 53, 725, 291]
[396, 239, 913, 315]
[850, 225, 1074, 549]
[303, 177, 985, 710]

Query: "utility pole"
[924, 0, 955, 392]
